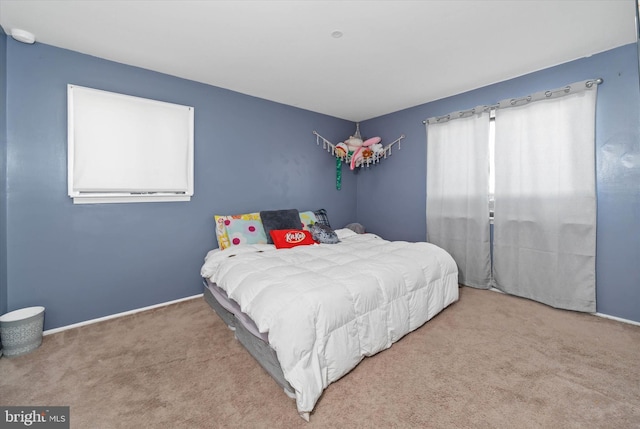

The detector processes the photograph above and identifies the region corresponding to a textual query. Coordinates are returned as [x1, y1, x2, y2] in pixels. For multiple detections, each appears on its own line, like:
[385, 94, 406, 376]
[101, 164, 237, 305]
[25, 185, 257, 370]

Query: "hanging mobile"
[313, 123, 405, 190]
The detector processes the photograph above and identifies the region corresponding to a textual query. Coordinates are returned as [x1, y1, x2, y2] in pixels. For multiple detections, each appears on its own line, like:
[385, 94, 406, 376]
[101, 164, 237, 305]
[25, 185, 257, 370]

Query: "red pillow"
[270, 229, 316, 249]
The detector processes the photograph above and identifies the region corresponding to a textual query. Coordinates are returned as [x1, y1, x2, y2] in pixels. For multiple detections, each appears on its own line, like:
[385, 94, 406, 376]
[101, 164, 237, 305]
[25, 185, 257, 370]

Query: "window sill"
[71, 194, 191, 204]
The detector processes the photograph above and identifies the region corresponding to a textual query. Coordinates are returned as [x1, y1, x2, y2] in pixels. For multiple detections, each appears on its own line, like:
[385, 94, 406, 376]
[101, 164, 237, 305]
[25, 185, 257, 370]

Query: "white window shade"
[68, 85, 194, 204]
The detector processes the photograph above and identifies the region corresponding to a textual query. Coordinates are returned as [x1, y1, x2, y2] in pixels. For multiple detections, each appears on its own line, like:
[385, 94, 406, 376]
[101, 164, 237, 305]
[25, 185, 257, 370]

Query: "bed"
[200, 211, 459, 421]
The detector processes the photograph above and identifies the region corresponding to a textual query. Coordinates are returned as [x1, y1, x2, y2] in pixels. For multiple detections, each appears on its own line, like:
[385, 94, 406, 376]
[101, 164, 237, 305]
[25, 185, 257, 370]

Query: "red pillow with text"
[269, 229, 316, 249]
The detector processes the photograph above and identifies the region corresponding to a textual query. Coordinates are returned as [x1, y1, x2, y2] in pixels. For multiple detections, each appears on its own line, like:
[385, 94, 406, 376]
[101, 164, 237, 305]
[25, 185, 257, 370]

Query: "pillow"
[214, 212, 261, 250]
[270, 229, 316, 249]
[344, 222, 366, 234]
[299, 211, 318, 232]
[314, 208, 331, 228]
[225, 218, 268, 246]
[260, 209, 302, 244]
[310, 223, 340, 244]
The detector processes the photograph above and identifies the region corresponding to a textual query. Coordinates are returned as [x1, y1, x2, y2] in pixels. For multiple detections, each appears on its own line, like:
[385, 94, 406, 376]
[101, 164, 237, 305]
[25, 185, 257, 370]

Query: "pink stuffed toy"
[350, 136, 381, 170]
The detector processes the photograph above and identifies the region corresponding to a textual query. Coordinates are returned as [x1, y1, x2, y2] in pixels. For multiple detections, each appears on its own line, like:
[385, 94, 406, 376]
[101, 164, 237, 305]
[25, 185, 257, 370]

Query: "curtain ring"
[586, 80, 594, 88]
[545, 91, 552, 97]
[564, 86, 571, 93]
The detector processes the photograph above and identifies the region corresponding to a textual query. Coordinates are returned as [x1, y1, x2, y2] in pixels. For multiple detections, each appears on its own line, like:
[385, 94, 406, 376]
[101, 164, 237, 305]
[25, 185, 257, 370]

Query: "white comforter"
[200, 229, 459, 417]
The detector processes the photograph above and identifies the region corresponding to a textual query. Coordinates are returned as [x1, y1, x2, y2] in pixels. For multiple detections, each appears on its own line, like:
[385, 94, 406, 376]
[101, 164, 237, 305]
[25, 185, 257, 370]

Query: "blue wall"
[360, 44, 640, 323]
[4, 39, 356, 330]
[4, 35, 639, 328]
[0, 28, 7, 317]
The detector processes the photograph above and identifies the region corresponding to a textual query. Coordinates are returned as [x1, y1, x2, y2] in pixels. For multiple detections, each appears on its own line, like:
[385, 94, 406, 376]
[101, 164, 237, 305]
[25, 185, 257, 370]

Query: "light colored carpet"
[1, 286, 639, 428]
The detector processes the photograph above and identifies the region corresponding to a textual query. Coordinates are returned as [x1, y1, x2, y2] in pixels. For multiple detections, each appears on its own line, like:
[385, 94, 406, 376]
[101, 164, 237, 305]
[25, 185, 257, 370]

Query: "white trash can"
[0, 306, 45, 358]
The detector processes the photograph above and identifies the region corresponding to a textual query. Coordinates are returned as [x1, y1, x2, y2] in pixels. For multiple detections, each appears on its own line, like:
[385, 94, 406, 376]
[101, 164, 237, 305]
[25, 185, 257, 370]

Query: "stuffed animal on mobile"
[335, 142, 349, 159]
[333, 142, 350, 190]
[344, 135, 364, 153]
[350, 136, 381, 170]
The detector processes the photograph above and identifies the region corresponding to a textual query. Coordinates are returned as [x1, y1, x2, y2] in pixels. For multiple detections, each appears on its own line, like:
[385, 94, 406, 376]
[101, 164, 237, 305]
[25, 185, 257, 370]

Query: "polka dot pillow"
[214, 212, 262, 249]
[225, 218, 268, 247]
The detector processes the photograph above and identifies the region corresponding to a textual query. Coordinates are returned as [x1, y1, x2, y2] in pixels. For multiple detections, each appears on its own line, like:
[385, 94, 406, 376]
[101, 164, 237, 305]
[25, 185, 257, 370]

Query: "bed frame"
[202, 280, 295, 398]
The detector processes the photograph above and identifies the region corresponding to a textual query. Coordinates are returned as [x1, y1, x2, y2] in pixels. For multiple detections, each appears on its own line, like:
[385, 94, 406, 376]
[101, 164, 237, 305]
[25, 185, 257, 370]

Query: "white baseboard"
[595, 312, 640, 327]
[489, 287, 640, 327]
[42, 290, 640, 336]
[42, 293, 204, 336]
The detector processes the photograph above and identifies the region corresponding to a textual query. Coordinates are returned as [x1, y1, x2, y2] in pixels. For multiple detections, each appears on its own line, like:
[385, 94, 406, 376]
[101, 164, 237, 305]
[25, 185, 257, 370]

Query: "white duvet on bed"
[200, 229, 459, 417]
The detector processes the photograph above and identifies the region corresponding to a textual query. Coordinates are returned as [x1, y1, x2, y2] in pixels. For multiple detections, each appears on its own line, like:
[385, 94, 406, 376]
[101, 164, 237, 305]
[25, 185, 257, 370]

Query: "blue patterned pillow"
[313, 209, 331, 228]
[299, 211, 318, 231]
[310, 223, 340, 244]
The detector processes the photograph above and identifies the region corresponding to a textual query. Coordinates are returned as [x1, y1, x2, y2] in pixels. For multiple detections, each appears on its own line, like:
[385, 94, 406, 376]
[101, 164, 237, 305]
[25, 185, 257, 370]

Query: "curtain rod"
[423, 78, 603, 125]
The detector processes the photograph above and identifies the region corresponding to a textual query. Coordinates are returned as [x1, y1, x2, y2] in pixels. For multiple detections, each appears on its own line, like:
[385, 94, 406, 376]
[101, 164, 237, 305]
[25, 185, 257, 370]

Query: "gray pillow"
[310, 223, 340, 244]
[345, 222, 366, 234]
[260, 209, 302, 244]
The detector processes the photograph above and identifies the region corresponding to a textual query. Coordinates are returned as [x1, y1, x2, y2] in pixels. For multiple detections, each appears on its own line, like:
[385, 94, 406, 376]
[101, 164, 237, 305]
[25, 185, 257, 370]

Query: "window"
[67, 85, 194, 204]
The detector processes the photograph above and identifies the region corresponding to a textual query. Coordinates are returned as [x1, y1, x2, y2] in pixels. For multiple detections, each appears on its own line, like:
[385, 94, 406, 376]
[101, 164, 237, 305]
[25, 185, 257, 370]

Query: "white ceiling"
[0, 0, 637, 122]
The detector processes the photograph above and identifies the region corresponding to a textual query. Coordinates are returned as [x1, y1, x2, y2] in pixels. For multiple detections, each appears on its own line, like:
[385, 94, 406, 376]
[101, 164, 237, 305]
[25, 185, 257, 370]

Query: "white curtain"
[426, 112, 491, 288]
[493, 88, 597, 312]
